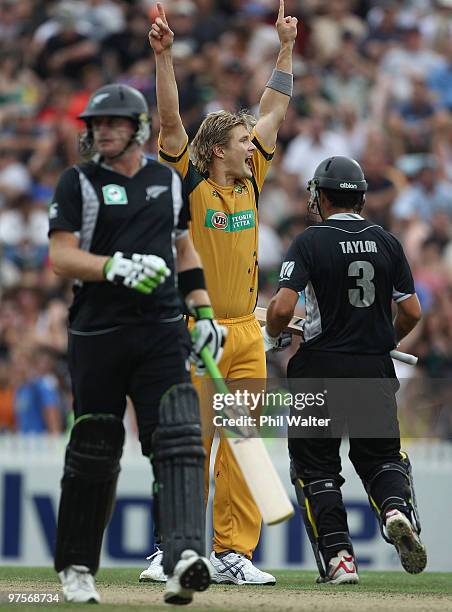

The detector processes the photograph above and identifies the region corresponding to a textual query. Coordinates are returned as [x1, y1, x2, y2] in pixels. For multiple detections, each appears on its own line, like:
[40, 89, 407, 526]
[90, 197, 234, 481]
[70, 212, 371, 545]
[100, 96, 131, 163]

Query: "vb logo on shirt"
[102, 184, 128, 205]
[205, 209, 255, 232]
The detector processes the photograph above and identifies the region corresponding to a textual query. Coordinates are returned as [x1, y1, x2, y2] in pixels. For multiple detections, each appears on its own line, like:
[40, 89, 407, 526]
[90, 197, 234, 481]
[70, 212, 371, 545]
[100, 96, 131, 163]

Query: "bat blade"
[255, 306, 304, 336]
[227, 436, 295, 525]
[199, 345, 295, 525]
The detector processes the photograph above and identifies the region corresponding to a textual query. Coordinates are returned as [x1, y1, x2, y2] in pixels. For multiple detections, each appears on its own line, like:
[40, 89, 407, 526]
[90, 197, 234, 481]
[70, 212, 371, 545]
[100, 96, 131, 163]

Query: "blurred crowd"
[0, 0, 451, 437]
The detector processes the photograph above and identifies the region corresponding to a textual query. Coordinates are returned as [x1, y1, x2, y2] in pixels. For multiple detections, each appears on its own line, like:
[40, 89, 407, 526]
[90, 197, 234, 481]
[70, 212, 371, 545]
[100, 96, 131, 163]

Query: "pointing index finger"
[156, 2, 167, 24]
[278, 0, 284, 21]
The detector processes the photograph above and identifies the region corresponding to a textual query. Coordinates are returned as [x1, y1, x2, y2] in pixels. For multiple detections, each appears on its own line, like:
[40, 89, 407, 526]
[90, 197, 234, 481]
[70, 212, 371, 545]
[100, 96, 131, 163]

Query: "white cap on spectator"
[170, 0, 197, 16]
[172, 41, 194, 60]
[0, 160, 32, 200]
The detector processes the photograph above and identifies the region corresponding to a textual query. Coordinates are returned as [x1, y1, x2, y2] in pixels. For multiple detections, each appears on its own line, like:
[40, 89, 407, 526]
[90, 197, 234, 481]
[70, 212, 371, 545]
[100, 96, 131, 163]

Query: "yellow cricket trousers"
[192, 313, 266, 559]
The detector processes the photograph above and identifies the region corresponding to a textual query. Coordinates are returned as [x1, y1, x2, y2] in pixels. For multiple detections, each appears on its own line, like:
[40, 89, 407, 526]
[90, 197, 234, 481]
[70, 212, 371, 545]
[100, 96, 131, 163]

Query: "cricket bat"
[200, 347, 295, 526]
[255, 306, 418, 366]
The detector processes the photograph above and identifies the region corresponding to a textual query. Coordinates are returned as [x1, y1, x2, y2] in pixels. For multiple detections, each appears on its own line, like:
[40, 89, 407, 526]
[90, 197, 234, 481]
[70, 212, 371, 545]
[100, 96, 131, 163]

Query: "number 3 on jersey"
[348, 260, 375, 307]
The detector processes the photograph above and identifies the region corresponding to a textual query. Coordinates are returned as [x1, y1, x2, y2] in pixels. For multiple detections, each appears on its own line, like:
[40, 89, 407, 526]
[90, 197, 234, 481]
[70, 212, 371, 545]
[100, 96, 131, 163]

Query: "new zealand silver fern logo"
[280, 261, 295, 281]
[146, 185, 169, 200]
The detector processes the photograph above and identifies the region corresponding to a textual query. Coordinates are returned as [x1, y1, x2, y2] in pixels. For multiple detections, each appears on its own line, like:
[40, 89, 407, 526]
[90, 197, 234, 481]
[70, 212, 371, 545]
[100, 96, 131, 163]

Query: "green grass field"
[1, 567, 451, 611]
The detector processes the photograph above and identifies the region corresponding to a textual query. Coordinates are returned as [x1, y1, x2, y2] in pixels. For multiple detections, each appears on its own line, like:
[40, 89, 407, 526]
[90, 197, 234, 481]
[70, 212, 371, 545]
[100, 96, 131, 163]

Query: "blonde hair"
[190, 110, 256, 175]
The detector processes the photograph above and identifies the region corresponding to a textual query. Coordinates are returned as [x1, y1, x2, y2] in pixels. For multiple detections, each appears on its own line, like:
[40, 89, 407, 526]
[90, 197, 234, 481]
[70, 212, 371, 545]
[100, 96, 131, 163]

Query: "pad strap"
[363, 459, 420, 543]
[296, 477, 353, 568]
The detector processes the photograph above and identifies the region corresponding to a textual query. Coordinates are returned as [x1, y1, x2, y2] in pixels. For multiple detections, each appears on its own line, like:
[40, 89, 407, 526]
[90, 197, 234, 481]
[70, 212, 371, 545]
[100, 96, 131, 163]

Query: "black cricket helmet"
[79, 83, 151, 153]
[307, 156, 368, 217]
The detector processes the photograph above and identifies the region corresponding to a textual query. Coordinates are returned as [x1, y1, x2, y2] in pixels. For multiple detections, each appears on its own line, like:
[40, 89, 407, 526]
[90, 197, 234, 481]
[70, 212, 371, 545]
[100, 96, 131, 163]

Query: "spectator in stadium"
[336, 103, 371, 159]
[282, 109, 351, 196]
[0, 357, 15, 432]
[414, 304, 452, 377]
[360, 145, 398, 228]
[421, 0, 452, 51]
[190, 0, 229, 51]
[0, 148, 31, 206]
[387, 75, 445, 156]
[34, 3, 99, 82]
[393, 154, 452, 223]
[0, 192, 49, 271]
[207, 59, 250, 115]
[102, 6, 152, 76]
[0, 105, 56, 176]
[0, 50, 42, 126]
[291, 68, 332, 120]
[33, 297, 68, 356]
[323, 43, 371, 119]
[12, 345, 62, 434]
[413, 235, 449, 304]
[362, 1, 403, 62]
[428, 36, 452, 111]
[165, 0, 198, 55]
[78, 0, 125, 42]
[309, 0, 368, 65]
[378, 24, 445, 103]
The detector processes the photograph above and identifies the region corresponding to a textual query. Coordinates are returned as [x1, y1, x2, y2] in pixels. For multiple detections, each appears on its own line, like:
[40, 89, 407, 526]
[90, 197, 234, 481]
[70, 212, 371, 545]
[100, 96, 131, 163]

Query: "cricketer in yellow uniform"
[159, 130, 273, 557]
[148, 0, 297, 581]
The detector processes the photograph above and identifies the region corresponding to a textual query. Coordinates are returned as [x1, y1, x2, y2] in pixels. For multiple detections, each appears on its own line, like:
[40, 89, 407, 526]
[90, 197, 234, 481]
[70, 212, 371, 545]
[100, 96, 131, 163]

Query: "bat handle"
[199, 346, 229, 394]
[389, 349, 418, 365]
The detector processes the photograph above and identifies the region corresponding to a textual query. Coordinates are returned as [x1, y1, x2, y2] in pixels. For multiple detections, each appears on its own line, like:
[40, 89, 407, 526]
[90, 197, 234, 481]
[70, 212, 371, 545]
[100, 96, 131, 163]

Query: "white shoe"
[210, 551, 276, 585]
[164, 549, 212, 605]
[58, 565, 100, 603]
[385, 509, 427, 574]
[139, 548, 168, 583]
[323, 550, 359, 584]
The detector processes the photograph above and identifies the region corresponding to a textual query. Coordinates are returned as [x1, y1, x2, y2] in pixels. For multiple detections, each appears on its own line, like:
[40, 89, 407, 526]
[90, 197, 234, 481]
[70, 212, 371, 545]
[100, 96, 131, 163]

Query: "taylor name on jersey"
[339, 240, 378, 254]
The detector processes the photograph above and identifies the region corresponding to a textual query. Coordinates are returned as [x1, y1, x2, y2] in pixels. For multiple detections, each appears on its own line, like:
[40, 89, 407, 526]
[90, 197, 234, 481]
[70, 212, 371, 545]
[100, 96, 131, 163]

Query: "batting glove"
[190, 305, 227, 376]
[104, 251, 170, 294]
[261, 326, 292, 352]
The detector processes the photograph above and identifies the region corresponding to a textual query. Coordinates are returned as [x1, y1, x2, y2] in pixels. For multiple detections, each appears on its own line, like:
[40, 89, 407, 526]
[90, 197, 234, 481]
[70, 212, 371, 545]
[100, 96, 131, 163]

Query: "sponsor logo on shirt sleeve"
[280, 261, 295, 281]
[49, 202, 59, 219]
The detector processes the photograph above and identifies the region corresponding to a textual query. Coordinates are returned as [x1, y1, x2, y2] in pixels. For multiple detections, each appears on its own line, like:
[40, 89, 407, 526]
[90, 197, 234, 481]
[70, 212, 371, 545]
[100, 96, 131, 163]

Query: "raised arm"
[149, 2, 188, 153]
[255, 0, 298, 150]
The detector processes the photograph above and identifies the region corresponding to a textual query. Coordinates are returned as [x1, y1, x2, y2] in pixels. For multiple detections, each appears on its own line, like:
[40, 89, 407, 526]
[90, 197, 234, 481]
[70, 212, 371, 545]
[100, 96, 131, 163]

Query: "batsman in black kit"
[48, 83, 227, 605]
[264, 156, 427, 583]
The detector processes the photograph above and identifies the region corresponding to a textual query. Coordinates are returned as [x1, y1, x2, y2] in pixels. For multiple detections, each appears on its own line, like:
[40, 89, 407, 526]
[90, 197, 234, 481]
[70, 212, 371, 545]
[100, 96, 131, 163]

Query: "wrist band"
[103, 258, 111, 279]
[266, 69, 293, 97]
[191, 305, 213, 320]
[178, 267, 206, 297]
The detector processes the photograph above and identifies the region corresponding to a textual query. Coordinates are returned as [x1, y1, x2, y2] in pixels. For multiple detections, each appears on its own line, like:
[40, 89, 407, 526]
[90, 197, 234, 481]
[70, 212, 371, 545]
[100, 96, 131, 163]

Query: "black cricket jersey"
[278, 213, 415, 354]
[48, 156, 189, 332]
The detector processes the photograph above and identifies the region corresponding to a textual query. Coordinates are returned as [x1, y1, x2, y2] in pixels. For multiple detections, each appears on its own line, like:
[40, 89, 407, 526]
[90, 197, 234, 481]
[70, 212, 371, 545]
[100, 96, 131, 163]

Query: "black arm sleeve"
[177, 186, 190, 231]
[48, 167, 82, 236]
[278, 233, 311, 293]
